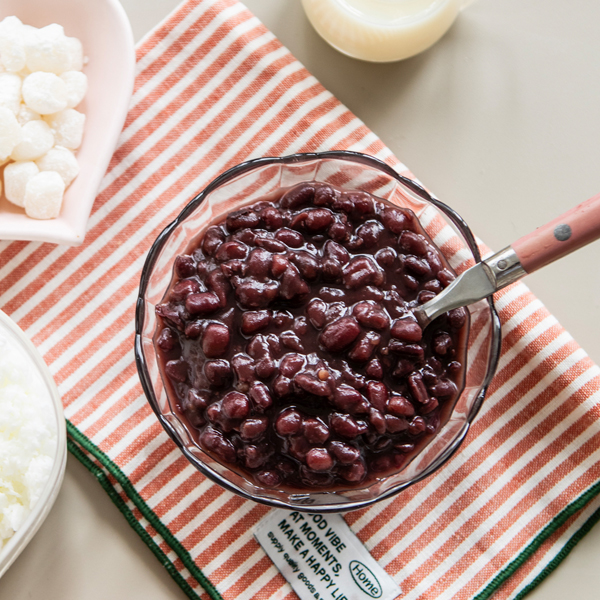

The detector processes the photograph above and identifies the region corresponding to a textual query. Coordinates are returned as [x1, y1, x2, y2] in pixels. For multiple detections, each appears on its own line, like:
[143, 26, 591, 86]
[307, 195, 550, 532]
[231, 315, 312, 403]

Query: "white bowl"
[0, 0, 136, 245]
[0, 309, 67, 579]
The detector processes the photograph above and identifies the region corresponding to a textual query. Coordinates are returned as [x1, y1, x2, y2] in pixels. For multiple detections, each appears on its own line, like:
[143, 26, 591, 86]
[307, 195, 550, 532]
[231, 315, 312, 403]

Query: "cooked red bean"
[243, 444, 270, 469]
[348, 332, 381, 363]
[398, 231, 428, 256]
[202, 323, 230, 358]
[289, 251, 320, 280]
[333, 385, 367, 413]
[382, 207, 411, 234]
[409, 416, 427, 435]
[157, 328, 177, 352]
[353, 302, 390, 330]
[221, 391, 250, 419]
[391, 317, 423, 342]
[320, 317, 361, 352]
[432, 332, 454, 356]
[281, 331, 304, 352]
[231, 354, 255, 382]
[327, 441, 359, 464]
[280, 266, 310, 301]
[385, 414, 409, 433]
[249, 382, 273, 411]
[408, 372, 429, 404]
[421, 397, 439, 414]
[423, 279, 443, 293]
[279, 353, 305, 377]
[342, 256, 385, 289]
[165, 358, 188, 383]
[447, 307, 467, 329]
[306, 448, 334, 471]
[186, 292, 221, 315]
[418, 290, 436, 304]
[170, 279, 200, 301]
[255, 469, 282, 487]
[261, 206, 284, 230]
[241, 310, 271, 334]
[303, 418, 330, 444]
[295, 372, 332, 397]
[276, 408, 303, 436]
[289, 435, 311, 461]
[234, 278, 279, 308]
[366, 359, 384, 379]
[330, 413, 360, 438]
[206, 269, 230, 307]
[215, 240, 248, 261]
[255, 357, 275, 378]
[275, 227, 303, 248]
[226, 209, 260, 231]
[305, 208, 333, 232]
[204, 359, 231, 387]
[375, 247, 396, 267]
[429, 379, 458, 398]
[155, 181, 468, 491]
[184, 389, 208, 427]
[174, 255, 196, 278]
[314, 185, 336, 206]
[366, 381, 388, 412]
[438, 268, 456, 287]
[184, 319, 202, 338]
[200, 427, 236, 463]
[368, 408, 387, 435]
[340, 460, 366, 482]
[280, 183, 314, 208]
[246, 248, 272, 278]
[405, 255, 432, 278]
[240, 417, 269, 441]
[387, 394, 415, 417]
[387, 340, 425, 361]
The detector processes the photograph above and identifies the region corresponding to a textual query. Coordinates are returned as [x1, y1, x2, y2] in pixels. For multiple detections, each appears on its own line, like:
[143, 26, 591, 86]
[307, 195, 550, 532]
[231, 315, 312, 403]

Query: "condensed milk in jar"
[301, 0, 473, 62]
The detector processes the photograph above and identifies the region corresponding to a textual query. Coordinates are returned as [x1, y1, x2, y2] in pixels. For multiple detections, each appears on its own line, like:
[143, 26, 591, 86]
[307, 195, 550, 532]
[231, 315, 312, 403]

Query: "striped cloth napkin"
[2, 0, 600, 598]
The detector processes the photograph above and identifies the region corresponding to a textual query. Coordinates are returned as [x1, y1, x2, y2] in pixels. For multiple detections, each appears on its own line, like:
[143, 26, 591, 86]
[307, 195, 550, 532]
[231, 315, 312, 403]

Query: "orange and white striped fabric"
[2, 1, 600, 598]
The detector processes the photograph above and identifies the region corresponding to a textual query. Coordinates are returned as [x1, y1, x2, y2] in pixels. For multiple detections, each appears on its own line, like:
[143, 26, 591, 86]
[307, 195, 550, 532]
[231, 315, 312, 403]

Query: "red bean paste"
[154, 182, 468, 491]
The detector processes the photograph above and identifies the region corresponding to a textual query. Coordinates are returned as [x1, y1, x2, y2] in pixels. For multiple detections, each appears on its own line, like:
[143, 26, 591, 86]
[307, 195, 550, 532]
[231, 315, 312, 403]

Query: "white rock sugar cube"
[36, 146, 79, 186]
[4, 160, 39, 207]
[22, 72, 68, 115]
[25, 24, 83, 74]
[63, 37, 84, 72]
[60, 71, 87, 108]
[10, 119, 54, 161]
[0, 16, 24, 34]
[0, 17, 87, 221]
[24, 171, 64, 219]
[0, 19, 26, 73]
[0, 72, 22, 115]
[44, 108, 85, 149]
[16, 103, 41, 126]
[0, 106, 22, 161]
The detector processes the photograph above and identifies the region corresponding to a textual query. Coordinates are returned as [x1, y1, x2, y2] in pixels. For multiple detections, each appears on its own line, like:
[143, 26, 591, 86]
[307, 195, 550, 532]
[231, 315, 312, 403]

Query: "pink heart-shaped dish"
[0, 0, 135, 245]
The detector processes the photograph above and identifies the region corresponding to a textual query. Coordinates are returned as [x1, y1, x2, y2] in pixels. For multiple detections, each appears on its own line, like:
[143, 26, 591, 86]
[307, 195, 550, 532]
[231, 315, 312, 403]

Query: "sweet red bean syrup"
[154, 182, 469, 491]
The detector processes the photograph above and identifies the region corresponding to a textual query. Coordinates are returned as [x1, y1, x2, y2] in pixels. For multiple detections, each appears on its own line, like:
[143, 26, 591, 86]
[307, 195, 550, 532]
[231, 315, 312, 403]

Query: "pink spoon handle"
[511, 193, 600, 274]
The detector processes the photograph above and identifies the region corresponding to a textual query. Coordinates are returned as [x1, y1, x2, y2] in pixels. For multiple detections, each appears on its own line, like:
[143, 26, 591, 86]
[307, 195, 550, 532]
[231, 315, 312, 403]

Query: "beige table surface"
[2, 0, 600, 598]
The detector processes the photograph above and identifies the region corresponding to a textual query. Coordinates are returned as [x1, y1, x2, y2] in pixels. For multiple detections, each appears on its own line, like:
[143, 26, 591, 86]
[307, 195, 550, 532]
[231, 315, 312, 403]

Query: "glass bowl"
[134, 151, 501, 513]
[0, 309, 67, 578]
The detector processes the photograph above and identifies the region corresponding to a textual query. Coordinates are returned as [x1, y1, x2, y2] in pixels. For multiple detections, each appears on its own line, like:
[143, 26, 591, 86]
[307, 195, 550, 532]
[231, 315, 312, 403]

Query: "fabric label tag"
[255, 509, 402, 600]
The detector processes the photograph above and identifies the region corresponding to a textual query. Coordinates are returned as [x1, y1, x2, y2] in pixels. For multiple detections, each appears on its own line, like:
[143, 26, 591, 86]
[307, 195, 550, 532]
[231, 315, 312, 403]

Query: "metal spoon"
[414, 192, 600, 329]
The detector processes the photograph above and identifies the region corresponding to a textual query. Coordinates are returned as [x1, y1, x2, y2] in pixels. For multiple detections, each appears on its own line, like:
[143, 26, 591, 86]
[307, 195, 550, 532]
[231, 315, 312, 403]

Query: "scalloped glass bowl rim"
[134, 150, 501, 513]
